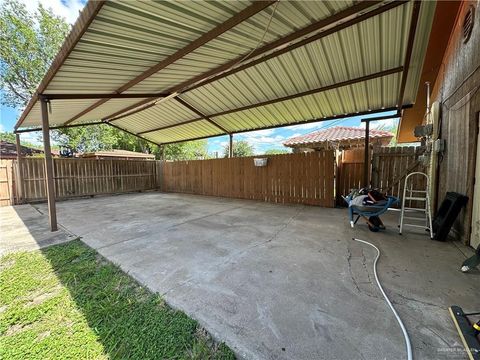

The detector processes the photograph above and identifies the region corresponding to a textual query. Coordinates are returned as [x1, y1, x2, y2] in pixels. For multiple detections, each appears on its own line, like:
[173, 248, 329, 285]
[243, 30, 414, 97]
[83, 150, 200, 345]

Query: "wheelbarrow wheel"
[368, 223, 380, 232]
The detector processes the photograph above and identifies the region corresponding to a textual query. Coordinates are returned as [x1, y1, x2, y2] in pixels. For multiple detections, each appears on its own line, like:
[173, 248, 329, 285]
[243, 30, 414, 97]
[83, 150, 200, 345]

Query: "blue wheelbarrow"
[343, 193, 398, 232]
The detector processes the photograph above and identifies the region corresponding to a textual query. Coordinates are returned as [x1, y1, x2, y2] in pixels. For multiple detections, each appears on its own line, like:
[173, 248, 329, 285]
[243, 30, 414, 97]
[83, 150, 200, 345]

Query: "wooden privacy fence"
[162, 151, 336, 207]
[336, 146, 425, 206]
[13, 158, 161, 202]
[371, 146, 426, 206]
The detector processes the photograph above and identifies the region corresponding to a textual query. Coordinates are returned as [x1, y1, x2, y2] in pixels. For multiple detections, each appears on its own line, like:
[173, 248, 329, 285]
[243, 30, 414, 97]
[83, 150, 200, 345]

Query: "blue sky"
[0, 0, 399, 153]
[206, 112, 398, 155]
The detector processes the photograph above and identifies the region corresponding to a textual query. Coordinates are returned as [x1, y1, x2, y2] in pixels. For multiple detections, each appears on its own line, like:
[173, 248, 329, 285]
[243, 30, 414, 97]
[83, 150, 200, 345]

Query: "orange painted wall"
[397, 1, 461, 143]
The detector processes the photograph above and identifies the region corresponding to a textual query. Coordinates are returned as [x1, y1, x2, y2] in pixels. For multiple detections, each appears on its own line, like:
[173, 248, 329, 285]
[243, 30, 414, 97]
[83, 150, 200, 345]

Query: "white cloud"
[245, 129, 275, 138]
[359, 118, 398, 130]
[287, 122, 325, 131]
[6, 0, 86, 25]
[21, 131, 43, 145]
[241, 134, 285, 145]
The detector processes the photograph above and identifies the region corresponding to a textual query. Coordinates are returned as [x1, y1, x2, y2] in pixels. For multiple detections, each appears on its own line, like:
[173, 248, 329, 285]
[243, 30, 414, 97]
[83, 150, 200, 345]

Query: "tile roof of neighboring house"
[0, 141, 44, 159]
[283, 126, 394, 147]
[78, 149, 155, 159]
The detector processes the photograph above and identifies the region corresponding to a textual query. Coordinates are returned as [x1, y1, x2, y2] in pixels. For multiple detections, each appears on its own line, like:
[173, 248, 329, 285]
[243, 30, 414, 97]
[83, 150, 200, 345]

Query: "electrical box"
[414, 124, 433, 137]
[434, 139, 445, 152]
[418, 154, 430, 166]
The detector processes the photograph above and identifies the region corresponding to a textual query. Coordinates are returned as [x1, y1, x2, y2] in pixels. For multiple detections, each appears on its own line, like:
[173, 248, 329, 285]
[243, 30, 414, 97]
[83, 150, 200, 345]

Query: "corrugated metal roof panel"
[44, 0, 254, 94]
[112, 99, 200, 134]
[144, 120, 224, 144]
[179, 3, 411, 117]
[22, 99, 101, 127]
[124, 1, 356, 94]
[15, 0, 436, 147]
[69, 98, 152, 124]
[209, 72, 401, 133]
[21, 98, 154, 127]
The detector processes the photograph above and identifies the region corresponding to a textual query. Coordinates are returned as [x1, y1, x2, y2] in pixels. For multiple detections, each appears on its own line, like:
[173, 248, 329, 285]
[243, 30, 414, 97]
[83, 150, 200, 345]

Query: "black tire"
[368, 223, 379, 232]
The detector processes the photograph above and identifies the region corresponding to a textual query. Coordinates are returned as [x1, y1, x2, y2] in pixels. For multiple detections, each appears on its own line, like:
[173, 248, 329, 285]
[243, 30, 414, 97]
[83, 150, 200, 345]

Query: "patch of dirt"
[0, 258, 15, 272]
[24, 285, 62, 307]
[0, 305, 8, 313]
[95, 254, 109, 266]
[5, 323, 33, 336]
[36, 330, 51, 341]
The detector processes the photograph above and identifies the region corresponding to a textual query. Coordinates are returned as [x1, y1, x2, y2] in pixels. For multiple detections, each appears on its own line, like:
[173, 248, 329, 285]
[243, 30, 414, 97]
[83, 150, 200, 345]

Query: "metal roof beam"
[174, 98, 230, 134]
[105, 122, 162, 147]
[397, 0, 421, 113]
[43, 93, 168, 100]
[137, 66, 403, 135]
[14, 121, 104, 134]
[102, 0, 386, 121]
[63, 1, 275, 125]
[157, 105, 413, 146]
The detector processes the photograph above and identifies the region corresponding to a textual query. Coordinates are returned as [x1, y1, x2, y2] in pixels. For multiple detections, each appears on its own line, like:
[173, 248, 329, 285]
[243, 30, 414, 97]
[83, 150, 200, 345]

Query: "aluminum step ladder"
[399, 172, 433, 239]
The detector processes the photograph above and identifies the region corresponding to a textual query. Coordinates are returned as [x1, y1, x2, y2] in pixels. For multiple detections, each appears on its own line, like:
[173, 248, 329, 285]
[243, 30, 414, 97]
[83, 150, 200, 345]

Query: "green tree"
[223, 140, 254, 158]
[0, 0, 69, 107]
[0, 131, 15, 143]
[264, 148, 290, 155]
[164, 140, 208, 161]
[53, 125, 112, 153]
[0, 0, 206, 160]
[0, 131, 41, 149]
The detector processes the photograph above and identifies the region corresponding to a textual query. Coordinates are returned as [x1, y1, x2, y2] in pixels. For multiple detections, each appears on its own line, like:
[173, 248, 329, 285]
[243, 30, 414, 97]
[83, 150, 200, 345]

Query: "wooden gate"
[371, 146, 426, 207]
[162, 151, 335, 207]
[336, 148, 365, 204]
[0, 160, 15, 206]
[336, 146, 426, 205]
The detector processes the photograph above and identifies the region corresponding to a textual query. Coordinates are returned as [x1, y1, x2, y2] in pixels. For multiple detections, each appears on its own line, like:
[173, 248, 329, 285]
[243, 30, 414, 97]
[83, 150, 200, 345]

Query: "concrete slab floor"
[30, 192, 477, 360]
[0, 204, 76, 256]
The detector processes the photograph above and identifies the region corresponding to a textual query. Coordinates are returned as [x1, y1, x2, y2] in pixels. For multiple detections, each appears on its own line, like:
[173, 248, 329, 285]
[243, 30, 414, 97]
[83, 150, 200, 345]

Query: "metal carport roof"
[15, 0, 436, 146]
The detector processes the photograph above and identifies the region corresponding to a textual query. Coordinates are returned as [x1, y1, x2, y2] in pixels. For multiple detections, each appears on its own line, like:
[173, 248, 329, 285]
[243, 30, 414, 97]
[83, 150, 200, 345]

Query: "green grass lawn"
[0, 239, 235, 360]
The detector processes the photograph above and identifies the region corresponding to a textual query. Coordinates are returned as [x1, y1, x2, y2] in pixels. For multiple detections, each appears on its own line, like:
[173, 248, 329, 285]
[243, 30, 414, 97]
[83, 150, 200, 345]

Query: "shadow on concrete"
[0, 204, 76, 255]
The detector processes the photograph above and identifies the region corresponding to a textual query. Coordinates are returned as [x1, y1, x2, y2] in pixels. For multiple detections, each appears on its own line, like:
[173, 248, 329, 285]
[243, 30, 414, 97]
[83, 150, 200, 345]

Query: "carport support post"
[40, 96, 57, 231]
[363, 120, 370, 187]
[15, 133, 24, 203]
[229, 134, 233, 158]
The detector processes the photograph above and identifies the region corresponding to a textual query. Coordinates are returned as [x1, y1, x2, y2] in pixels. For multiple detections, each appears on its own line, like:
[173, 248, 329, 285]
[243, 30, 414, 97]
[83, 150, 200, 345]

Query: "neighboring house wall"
[432, 1, 480, 244]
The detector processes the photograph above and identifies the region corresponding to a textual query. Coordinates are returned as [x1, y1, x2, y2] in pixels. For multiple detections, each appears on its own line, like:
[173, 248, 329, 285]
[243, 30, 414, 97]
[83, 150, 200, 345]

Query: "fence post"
[363, 120, 370, 186]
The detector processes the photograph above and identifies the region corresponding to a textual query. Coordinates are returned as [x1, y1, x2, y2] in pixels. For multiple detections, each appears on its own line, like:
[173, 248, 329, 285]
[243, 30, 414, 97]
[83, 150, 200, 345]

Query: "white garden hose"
[352, 238, 413, 360]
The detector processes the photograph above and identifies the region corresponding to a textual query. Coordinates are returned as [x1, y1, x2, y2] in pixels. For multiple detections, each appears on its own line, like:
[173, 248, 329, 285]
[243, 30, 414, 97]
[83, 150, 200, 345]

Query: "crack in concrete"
[393, 293, 444, 309]
[167, 204, 250, 229]
[346, 247, 361, 293]
[346, 245, 379, 299]
[361, 249, 373, 285]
